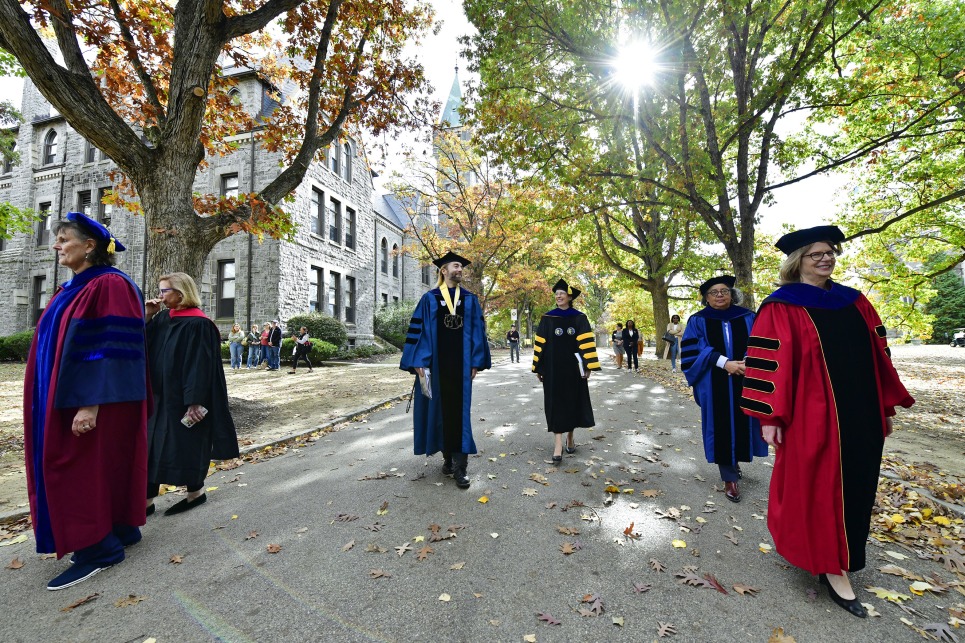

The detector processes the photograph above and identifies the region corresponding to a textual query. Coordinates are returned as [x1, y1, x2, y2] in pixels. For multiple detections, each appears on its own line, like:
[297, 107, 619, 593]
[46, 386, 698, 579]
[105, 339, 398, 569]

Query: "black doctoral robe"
[532, 307, 600, 433]
[146, 309, 239, 486]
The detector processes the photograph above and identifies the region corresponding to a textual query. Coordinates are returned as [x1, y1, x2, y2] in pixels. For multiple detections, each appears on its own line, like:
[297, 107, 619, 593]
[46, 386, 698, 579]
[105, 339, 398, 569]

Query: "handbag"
[662, 332, 676, 343]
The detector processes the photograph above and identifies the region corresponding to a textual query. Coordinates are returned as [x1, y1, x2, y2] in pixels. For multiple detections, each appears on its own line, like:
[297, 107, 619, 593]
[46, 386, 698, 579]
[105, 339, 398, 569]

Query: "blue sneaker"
[47, 562, 112, 591]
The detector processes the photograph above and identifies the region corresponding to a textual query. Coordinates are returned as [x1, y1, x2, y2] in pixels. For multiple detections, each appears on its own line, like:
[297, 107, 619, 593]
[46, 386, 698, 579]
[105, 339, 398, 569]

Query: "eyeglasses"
[805, 251, 836, 261]
[158, 288, 174, 295]
[706, 289, 731, 297]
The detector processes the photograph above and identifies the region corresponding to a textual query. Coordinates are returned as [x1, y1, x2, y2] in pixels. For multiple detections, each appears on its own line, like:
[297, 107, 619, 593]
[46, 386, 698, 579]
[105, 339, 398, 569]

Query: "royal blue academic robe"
[400, 287, 491, 455]
[680, 305, 767, 465]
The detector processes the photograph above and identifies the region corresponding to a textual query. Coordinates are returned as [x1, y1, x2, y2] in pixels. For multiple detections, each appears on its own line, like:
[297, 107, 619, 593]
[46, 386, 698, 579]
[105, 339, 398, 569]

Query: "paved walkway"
[0, 360, 949, 641]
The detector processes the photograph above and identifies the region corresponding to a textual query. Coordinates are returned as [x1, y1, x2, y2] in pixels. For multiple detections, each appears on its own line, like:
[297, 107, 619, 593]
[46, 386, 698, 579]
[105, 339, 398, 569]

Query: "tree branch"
[106, 0, 166, 121]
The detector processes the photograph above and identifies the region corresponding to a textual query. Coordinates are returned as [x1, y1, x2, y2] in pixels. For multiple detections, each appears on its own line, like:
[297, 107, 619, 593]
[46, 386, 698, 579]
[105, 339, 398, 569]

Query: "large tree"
[0, 0, 432, 283]
[464, 0, 965, 308]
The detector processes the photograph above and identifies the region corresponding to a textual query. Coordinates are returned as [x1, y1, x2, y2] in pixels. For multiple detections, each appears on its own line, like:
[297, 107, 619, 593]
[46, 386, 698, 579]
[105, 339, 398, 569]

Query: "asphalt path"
[0, 357, 948, 642]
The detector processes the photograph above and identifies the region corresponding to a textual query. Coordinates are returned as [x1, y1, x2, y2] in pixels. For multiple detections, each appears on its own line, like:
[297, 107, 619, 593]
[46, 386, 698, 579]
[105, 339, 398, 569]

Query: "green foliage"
[285, 313, 347, 348]
[280, 338, 338, 363]
[0, 203, 38, 240]
[0, 100, 23, 176]
[0, 329, 35, 361]
[373, 301, 418, 349]
[924, 271, 965, 344]
[334, 341, 398, 360]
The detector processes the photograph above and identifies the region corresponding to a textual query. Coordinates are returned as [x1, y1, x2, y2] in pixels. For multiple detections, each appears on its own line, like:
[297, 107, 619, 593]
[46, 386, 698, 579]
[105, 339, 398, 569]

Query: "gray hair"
[700, 286, 744, 307]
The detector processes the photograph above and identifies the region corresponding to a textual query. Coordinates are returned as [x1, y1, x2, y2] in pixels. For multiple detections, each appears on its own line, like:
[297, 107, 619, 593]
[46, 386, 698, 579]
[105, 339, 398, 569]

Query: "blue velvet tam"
[65, 211, 126, 253]
[775, 225, 844, 255]
[699, 275, 736, 296]
[550, 278, 581, 300]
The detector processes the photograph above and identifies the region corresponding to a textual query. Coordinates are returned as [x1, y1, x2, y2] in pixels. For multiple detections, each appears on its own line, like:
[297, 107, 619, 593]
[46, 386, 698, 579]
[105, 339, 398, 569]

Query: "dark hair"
[52, 221, 116, 267]
[616, 322, 623, 328]
[625, 320, 635, 329]
[671, 314, 680, 323]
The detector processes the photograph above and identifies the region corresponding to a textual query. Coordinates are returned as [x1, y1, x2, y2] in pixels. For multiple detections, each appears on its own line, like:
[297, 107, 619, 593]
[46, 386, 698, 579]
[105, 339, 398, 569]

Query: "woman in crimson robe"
[145, 272, 238, 516]
[741, 225, 914, 618]
[24, 212, 149, 591]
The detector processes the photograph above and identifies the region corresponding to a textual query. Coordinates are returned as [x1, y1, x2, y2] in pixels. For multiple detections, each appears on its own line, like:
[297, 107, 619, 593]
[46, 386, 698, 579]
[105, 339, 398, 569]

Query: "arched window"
[343, 142, 352, 182]
[380, 238, 388, 274]
[228, 89, 241, 105]
[392, 244, 399, 277]
[43, 130, 58, 165]
[331, 142, 341, 176]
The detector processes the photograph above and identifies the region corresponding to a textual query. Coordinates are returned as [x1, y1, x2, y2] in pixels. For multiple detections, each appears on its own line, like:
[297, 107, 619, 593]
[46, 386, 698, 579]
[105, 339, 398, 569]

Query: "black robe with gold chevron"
[532, 307, 599, 433]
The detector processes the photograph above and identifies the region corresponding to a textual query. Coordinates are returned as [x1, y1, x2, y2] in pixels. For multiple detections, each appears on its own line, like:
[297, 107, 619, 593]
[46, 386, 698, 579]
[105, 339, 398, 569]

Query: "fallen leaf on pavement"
[378, 501, 389, 516]
[649, 558, 666, 573]
[295, 527, 308, 534]
[417, 545, 434, 561]
[450, 561, 466, 570]
[61, 593, 99, 612]
[0, 535, 27, 547]
[671, 540, 687, 548]
[633, 582, 652, 594]
[395, 542, 412, 557]
[365, 543, 387, 553]
[341, 540, 355, 552]
[612, 615, 625, 626]
[922, 622, 957, 642]
[759, 543, 772, 553]
[861, 602, 881, 617]
[522, 488, 539, 497]
[725, 532, 738, 545]
[657, 622, 677, 637]
[245, 531, 258, 540]
[266, 544, 282, 554]
[865, 586, 911, 603]
[768, 627, 796, 642]
[114, 595, 146, 608]
[490, 533, 499, 539]
[169, 555, 183, 564]
[560, 542, 577, 556]
[478, 496, 489, 504]
[641, 489, 660, 498]
[6, 557, 24, 570]
[733, 584, 759, 596]
[523, 635, 536, 643]
[703, 573, 728, 594]
[556, 525, 580, 536]
[369, 569, 391, 579]
[438, 593, 451, 602]
[537, 611, 561, 626]
[333, 514, 359, 523]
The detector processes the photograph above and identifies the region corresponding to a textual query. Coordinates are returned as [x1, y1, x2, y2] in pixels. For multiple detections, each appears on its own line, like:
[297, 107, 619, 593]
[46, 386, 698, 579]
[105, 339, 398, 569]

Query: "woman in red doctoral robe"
[24, 212, 149, 591]
[740, 225, 913, 619]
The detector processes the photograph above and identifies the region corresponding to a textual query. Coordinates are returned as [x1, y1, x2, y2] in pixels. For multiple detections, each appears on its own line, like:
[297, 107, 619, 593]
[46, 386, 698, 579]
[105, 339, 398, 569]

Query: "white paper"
[419, 369, 433, 398]
[574, 353, 586, 377]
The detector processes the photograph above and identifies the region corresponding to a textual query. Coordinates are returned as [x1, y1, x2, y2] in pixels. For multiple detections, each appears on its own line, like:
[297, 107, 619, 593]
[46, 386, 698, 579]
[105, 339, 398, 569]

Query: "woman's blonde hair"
[777, 242, 843, 285]
[159, 272, 202, 309]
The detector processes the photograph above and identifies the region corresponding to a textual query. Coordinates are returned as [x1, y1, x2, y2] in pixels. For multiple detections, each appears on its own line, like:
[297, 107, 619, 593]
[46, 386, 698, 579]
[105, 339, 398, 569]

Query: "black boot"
[452, 453, 470, 489]
[442, 453, 454, 476]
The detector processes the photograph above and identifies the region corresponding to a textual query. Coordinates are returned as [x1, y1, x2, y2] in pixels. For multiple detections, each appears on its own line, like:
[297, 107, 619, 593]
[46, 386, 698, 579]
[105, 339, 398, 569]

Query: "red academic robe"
[740, 284, 913, 574]
[24, 269, 150, 558]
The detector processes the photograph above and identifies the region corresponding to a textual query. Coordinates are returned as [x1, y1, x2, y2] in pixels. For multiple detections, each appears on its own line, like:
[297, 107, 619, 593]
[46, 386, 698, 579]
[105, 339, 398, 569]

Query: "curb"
[0, 392, 413, 527]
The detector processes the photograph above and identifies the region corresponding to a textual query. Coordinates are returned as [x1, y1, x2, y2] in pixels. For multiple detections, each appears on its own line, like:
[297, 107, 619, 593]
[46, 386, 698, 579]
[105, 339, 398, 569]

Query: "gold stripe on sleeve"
[535, 335, 546, 344]
[534, 345, 542, 353]
[579, 342, 595, 350]
[583, 351, 598, 360]
[576, 332, 594, 341]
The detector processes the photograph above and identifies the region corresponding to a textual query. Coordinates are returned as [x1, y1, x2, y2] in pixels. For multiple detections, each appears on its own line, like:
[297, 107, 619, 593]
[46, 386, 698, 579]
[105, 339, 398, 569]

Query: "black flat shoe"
[565, 446, 576, 455]
[552, 454, 562, 463]
[819, 574, 867, 618]
[164, 493, 207, 516]
[146, 503, 156, 517]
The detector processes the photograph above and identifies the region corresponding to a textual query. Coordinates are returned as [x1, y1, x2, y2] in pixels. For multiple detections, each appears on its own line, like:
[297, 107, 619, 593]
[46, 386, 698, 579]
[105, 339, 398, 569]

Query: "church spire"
[440, 65, 462, 128]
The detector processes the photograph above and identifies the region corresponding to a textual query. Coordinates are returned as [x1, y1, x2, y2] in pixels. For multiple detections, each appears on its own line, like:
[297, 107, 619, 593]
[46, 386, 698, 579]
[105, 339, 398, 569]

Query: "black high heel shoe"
[819, 574, 867, 618]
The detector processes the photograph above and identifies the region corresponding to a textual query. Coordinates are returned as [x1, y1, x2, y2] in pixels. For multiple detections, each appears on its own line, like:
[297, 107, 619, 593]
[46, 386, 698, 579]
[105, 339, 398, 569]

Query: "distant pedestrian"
[741, 226, 914, 618]
[533, 278, 599, 463]
[611, 322, 625, 369]
[246, 324, 261, 368]
[681, 275, 766, 504]
[289, 326, 314, 374]
[259, 323, 271, 368]
[24, 212, 148, 591]
[663, 314, 684, 372]
[506, 324, 520, 363]
[400, 251, 491, 489]
[267, 320, 282, 371]
[622, 320, 639, 371]
[144, 272, 239, 516]
[227, 323, 244, 370]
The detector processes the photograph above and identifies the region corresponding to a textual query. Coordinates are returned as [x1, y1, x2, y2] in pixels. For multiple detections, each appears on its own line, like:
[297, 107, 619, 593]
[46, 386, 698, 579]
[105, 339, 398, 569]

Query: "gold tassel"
[107, 237, 116, 254]
[567, 286, 572, 294]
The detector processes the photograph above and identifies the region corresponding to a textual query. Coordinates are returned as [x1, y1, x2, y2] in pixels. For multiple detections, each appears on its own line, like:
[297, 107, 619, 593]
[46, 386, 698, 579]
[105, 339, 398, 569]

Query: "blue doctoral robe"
[400, 287, 491, 455]
[680, 305, 767, 465]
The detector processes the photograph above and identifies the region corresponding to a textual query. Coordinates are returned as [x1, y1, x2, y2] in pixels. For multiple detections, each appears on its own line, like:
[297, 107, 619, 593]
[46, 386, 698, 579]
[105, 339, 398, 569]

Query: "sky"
[0, 0, 832, 234]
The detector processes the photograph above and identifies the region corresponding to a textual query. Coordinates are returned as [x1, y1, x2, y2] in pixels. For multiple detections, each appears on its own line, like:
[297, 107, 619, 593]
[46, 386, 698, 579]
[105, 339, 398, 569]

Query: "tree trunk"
[730, 235, 758, 310]
[650, 283, 672, 358]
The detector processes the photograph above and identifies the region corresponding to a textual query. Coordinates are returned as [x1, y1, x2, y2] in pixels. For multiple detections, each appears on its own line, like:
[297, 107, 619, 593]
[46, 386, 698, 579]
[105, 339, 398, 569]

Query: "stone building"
[0, 73, 431, 343]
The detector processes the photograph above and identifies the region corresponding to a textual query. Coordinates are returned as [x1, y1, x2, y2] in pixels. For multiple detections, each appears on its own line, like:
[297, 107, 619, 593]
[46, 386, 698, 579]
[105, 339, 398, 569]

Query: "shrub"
[220, 342, 231, 361]
[0, 329, 35, 361]
[374, 300, 418, 349]
[285, 313, 347, 348]
[280, 337, 338, 364]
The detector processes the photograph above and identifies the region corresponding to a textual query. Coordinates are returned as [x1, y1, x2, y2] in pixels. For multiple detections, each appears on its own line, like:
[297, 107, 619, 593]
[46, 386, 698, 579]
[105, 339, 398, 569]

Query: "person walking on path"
[400, 251, 491, 489]
[246, 324, 261, 368]
[663, 314, 684, 372]
[533, 279, 599, 463]
[680, 276, 766, 504]
[740, 225, 915, 618]
[622, 320, 639, 371]
[289, 326, 314, 374]
[506, 324, 521, 363]
[144, 272, 239, 517]
[267, 320, 283, 371]
[611, 322, 625, 369]
[227, 323, 244, 370]
[24, 211, 149, 591]
[259, 323, 271, 368]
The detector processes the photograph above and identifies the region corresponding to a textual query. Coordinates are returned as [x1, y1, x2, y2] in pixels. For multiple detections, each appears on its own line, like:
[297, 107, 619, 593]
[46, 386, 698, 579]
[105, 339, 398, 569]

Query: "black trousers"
[625, 346, 639, 369]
